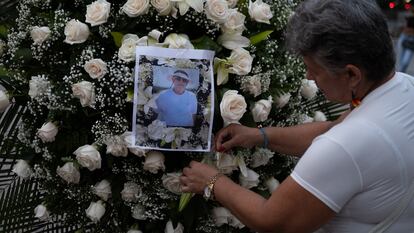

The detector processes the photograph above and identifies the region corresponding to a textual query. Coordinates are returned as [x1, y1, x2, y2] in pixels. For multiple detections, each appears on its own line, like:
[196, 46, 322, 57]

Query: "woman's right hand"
[215, 124, 262, 152]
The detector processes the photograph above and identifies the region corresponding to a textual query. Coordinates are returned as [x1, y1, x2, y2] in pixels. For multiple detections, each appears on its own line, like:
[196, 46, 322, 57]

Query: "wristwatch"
[203, 173, 223, 201]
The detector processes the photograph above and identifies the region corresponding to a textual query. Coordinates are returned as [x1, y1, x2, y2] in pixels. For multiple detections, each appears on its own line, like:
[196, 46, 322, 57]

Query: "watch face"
[203, 186, 211, 200]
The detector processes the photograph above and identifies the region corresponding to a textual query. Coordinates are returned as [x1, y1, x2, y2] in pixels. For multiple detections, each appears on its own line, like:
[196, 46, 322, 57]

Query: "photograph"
[132, 46, 215, 152]
[153, 66, 199, 127]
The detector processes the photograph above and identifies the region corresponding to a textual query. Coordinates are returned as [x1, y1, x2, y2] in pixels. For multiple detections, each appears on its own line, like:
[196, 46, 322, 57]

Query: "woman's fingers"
[180, 185, 191, 193]
[215, 128, 231, 152]
[220, 136, 238, 151]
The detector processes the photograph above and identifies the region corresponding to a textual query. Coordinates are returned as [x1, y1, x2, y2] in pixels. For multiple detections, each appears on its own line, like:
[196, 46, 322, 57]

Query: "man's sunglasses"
[173, 76, 189, 83]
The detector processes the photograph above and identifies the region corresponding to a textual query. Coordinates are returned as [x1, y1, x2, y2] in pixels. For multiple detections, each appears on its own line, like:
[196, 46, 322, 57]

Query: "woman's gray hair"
[286, 0, 395, 81]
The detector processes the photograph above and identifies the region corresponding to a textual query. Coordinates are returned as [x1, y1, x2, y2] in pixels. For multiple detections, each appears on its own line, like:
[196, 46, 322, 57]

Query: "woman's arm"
[264, 121, 333, 157]
[216, 110, 350, 157]
[180, 162, 335, 233]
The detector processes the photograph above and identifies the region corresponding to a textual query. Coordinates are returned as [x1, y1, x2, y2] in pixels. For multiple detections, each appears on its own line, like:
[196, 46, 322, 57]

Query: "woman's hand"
[180, 161, 219, 194]
[215, 124, 261, 152]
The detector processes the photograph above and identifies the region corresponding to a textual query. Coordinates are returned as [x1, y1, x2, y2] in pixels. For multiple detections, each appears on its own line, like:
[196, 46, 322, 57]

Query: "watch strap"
[205, 172, 223, 201]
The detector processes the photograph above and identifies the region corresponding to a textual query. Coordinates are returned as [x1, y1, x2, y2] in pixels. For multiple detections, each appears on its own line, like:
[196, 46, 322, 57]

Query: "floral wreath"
[0, 0, 331, 232]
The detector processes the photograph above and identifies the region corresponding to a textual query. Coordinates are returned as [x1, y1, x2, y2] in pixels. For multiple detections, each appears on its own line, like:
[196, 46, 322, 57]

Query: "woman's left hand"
[180, 161, 220, 194]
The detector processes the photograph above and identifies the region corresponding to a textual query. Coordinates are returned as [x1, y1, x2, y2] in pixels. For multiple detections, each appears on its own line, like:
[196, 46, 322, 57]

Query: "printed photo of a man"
[155, 69, 198, 127]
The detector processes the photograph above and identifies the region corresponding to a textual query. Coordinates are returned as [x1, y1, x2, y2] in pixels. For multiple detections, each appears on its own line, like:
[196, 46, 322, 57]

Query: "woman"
[179, 0, 414, 232]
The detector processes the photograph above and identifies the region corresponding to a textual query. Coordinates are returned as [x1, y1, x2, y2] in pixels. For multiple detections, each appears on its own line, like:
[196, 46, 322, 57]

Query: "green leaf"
[178, 193, 194, 212]
[126, 87, 134, 102]
[14, 48, 32, 62]
[192, 35, 221, 52]
[250, 30, 274, 45]
[0, 66, 9, 76]
[111, 32, 124, 48]
[0, 25, 8, 38]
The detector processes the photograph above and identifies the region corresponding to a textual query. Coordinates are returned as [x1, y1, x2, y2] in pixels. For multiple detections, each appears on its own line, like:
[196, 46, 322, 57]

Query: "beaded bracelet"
[258, 127, 269, 149]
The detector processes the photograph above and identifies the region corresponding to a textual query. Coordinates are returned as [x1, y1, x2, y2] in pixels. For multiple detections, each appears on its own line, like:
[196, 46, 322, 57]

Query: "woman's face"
[303, 56, 352, 103]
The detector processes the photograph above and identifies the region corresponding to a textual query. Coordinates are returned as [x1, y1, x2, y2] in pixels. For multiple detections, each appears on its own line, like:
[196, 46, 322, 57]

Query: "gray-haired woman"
[180, 0, 414, 232]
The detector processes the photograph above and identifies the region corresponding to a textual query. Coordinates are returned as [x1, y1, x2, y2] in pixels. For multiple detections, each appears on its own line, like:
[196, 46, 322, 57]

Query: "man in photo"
[156, 69, 198, 127]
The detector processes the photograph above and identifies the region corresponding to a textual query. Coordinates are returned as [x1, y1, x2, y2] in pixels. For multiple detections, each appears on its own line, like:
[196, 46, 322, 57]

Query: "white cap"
[173, 70, 190, 80]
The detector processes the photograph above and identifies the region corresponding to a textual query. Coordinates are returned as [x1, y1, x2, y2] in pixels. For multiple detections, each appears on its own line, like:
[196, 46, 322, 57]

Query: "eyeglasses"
[173, 76, 189, 83]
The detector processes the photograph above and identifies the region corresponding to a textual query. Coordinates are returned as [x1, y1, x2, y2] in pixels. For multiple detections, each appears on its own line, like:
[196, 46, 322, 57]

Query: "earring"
[351, 91, 361, 109]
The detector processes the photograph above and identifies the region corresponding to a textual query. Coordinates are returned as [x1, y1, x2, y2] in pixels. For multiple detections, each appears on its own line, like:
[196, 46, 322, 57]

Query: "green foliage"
[249, 30, 274, 45]
[111, 31, 124, 48]
[192, 36, 222, 52]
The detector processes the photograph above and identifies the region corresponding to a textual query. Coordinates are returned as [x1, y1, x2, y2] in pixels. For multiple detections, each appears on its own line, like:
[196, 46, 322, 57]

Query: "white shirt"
[291, 72, 414, 233]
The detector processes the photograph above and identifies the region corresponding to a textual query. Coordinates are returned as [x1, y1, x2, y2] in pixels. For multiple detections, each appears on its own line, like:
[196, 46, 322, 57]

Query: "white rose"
[165, 220, 184, 233]
[130, 148, 147, 157]
[12, 160, 32, 179]
[226, 0, 238, 8]
[228, 48, 253, 75]
[221, 9, 245, 33]
[163, 33, 194, 49]
[248, 0, 273, 24]
[72, 81, 95, 107]
[122, 0, 150, 17]
[121, 182, 142, 202]
[93, 179, 112, 201]
[118, 34, 147, 62]
[37, 121, 58, 143]
[251, 96, 273, 122]
[239, 168, 260, 189]
[217, 32, 250, 50]
[143, 151, 165, 174]
[216, 152, 238, 174]
[220, 90, 247, 125]
[240, 75, 261, 97]
[251, 148, 274, 168]
[151, 0, 174, 16]
[56, 162, 80, 184]
[122, 131, 147, 157]
[74, 145, 101, 171]
[34, 204, 50, 221]
[64, 19, 90, 44]
[0, 90, 10, 113]
[162, 172, 182, 194]
[85, 0, 111, 26]
[300, 114, 314, 124]
[205, 0, 230, 24]
[314, 111, 327, 122]
[274, 93, 291, 108]
[105, 135, 128, 157]
[28, 75, 50, 99]
[131, 204, 146, 220]
[84, 59, 108, 80]
[85, 200, 106, 222]
[265, 177, 279, 192]
[30, 26, 51, 44]
[300, 79, 318, 100]
[148, 29, 163, 41]
[212, 207, 231, 226]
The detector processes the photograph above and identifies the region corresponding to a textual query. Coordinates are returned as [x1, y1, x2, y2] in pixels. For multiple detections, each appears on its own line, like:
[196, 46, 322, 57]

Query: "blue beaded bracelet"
[258, 127, 269, 148]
